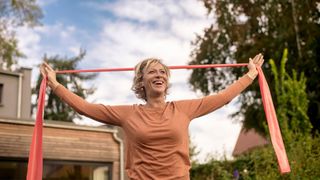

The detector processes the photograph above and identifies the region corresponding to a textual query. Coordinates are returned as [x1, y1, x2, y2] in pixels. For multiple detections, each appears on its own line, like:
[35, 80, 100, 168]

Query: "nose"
[155, 71, 165, 78]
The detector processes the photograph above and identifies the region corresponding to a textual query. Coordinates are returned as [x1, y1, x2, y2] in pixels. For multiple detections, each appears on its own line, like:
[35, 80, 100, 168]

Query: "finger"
[260, 58, 264, 66]
[43, 62, 53, 72]
[43, 62, 52, 70]
[257, 54, 263, 62]
[255, 54, 263, 64]
[40, 64, 47, 77]
[40, 63, 46, 72]
[257, 56, 264, 66]
[259, 54, 264, 61]
[253, 54, 261, 63]
[249, 58, 254, 65]
[47, 64, 55, 71]
[248, 58, 256, 70]
[257, 55, 262, 63]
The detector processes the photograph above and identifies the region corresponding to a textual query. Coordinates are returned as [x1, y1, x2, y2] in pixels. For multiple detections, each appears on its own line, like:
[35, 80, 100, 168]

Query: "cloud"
[190, 102, 242, 162]
[16, 22, 89, 87]
[98, 21, 186, 62]
[16, 27, 42, 67]
[107, 0, 165, 23]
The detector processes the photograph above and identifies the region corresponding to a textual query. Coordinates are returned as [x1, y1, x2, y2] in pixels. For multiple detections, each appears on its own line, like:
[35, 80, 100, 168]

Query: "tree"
[189, 0, 320, 135]
[0, 0, 42, 69]
[33, 50, 96, 122]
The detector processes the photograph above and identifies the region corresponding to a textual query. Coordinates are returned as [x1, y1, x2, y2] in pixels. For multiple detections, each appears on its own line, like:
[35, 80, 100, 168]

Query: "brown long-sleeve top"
[53, 74, 253, 180]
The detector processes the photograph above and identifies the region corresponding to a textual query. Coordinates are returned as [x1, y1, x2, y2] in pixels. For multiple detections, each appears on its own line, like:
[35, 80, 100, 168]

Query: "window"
[0, 159, 112, 180]
[0, 159, 27, 180]
[43, 160, 112, 180]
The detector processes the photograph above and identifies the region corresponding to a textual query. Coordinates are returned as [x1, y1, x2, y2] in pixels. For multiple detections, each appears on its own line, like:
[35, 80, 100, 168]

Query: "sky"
[16, 0, 243, 163]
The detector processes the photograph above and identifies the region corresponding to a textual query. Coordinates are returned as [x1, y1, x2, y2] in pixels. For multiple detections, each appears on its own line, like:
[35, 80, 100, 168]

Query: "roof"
[232, 128, 269, 156]
[0, 116, 117, 133]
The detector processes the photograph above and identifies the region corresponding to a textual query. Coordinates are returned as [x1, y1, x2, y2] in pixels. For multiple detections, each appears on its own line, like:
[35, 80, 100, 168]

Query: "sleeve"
[53, 84, 132, 126]
[175, 74, 253, 120]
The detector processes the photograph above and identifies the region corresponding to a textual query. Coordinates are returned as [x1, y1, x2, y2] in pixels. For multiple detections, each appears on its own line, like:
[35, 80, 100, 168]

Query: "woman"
[40, 53, 264, 179]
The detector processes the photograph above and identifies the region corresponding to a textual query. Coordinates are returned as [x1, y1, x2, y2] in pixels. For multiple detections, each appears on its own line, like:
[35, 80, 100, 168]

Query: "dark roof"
[232, 128, 269, 156]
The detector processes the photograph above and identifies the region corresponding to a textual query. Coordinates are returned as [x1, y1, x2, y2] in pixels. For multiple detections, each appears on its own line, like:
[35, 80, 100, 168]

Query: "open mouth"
[152, 80, 165, 86]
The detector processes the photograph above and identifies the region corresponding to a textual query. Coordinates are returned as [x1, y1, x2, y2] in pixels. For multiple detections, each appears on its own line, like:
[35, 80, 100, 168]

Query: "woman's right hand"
[247, 53, 264, 79]
[40, 62, 59, 89]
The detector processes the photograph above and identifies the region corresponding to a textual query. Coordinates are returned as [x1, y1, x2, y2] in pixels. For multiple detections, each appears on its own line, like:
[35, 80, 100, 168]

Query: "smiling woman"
[40, 54, 264, 179]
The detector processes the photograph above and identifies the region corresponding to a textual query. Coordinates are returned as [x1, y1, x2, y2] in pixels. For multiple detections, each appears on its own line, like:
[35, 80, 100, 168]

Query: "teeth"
[153, 80, 163, 85]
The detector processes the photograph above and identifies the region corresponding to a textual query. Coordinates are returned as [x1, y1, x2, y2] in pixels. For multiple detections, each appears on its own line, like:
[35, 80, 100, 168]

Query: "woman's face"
[142, 62, 168, 98]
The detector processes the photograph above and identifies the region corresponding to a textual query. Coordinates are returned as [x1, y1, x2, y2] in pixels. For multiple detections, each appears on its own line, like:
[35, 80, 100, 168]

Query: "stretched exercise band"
[27, 64, 290, 180]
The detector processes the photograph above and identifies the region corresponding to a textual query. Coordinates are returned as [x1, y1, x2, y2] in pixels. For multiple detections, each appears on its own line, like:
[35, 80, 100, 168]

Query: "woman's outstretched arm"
[176, 53, 264, 119]
[40, 62, 125, 126]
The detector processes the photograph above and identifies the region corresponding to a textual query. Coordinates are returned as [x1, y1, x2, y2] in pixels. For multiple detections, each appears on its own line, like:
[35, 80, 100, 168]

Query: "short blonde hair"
[131, 58, 170, 101]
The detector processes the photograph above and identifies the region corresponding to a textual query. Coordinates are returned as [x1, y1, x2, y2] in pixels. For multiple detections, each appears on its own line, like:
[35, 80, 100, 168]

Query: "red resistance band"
[27, 64, 290, 180]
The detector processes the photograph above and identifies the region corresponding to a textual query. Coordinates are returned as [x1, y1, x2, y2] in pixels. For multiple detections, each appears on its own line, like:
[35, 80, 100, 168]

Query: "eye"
[160, 70, 166, 74]
[148, 70, 155, 74]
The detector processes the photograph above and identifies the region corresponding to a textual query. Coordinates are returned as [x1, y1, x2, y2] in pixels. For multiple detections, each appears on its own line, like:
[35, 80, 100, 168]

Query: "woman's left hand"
[247, 53, 264, 79]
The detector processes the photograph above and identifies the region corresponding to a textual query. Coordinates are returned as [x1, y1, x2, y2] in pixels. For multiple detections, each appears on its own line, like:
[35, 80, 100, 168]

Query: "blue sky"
[42, 1, 114, 34]
[16, 0, 243, 163]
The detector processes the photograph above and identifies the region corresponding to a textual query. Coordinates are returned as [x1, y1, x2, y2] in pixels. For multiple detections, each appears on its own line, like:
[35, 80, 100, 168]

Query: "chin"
[153, 89, 166, 96]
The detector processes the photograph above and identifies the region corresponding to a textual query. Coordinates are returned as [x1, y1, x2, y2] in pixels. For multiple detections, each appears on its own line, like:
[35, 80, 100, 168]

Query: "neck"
[145, 96, 166, 108]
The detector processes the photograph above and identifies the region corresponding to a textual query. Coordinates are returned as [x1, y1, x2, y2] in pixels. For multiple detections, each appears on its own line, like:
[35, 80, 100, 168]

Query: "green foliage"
[190, 0, 320, 135]
[269, 48, 312, 144]
[191, 50, 320, 178]
[0, 31, 24, 69]
[190, 158, 233, 180]
[0, 0, 43, 27]
[0, 0, 42, 69]
[191, 136, 320, 179]
[240, 135, 320, 179]
[32, 49, 96, 122]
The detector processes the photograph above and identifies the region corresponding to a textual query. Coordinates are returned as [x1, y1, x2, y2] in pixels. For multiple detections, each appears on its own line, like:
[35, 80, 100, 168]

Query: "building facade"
[0, 68, 31, 119]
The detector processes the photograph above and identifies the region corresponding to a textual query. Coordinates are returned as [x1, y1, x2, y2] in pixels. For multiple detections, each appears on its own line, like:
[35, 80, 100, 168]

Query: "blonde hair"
[131, 58, 170, 101]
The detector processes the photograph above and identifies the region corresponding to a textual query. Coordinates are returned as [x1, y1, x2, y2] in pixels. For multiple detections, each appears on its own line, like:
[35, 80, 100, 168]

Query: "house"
[0, 67, 124, 180]
[232, 127, 269, 156]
